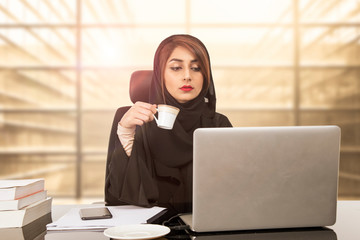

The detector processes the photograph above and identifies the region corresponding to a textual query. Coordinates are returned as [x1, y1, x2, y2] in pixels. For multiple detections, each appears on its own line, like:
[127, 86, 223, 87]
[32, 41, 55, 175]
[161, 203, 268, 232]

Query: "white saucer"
[104, 224, 170, 240]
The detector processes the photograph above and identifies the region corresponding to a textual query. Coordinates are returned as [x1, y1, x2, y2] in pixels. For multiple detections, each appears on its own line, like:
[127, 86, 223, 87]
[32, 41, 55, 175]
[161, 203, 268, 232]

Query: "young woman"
[105, 34, 232, 213]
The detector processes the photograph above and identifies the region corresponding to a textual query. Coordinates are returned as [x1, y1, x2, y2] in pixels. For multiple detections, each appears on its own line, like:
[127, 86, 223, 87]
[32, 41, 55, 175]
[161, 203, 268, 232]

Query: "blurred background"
[0, 0, 359, 204]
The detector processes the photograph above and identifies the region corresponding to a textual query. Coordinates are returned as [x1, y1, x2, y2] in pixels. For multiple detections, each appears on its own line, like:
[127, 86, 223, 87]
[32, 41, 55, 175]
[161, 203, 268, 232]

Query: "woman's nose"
[183, 68, 191, 81]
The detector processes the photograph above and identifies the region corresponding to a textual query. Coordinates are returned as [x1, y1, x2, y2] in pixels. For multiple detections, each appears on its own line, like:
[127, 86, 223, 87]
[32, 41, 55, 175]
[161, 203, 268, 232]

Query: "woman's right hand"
[119, 101, 157, 129]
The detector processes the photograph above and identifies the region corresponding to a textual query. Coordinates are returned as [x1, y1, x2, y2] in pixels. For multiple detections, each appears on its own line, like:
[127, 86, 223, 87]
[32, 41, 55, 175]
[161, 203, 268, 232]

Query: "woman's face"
[164, 46, 204, 103]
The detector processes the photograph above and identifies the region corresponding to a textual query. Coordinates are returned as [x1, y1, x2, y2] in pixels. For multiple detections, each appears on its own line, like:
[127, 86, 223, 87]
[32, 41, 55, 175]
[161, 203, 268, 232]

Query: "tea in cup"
[154, 104, 180, 130]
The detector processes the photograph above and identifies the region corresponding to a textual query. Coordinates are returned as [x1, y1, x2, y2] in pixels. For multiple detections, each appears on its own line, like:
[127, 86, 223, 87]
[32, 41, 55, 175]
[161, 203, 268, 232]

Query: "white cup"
[153, 104, 180, 130]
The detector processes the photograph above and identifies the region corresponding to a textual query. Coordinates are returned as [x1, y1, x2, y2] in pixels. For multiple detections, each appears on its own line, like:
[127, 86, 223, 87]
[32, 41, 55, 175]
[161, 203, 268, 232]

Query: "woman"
[105, 34, 232, 213]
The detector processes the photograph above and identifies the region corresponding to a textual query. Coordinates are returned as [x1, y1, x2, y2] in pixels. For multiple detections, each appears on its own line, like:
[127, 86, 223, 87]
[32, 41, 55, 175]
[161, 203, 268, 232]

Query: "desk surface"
[327, 201, 360, 239]
[26, 201, 360, 239]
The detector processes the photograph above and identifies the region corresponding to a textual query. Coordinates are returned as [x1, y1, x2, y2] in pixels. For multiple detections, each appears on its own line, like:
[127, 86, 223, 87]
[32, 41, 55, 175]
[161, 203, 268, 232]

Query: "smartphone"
[79, 207, 113, 220]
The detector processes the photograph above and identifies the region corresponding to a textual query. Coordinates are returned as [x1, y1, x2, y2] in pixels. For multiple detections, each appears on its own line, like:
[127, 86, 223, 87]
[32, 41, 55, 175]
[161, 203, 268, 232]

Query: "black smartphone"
[79, 207, 113, 220]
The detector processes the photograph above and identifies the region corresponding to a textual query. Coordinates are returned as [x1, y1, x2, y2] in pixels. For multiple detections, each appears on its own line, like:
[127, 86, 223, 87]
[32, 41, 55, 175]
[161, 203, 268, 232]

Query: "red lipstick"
[180, 85, 193, 92]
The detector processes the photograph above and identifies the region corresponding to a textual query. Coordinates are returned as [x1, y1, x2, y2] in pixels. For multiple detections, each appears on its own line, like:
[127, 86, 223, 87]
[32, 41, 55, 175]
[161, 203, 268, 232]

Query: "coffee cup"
[153, 104, 180, 130]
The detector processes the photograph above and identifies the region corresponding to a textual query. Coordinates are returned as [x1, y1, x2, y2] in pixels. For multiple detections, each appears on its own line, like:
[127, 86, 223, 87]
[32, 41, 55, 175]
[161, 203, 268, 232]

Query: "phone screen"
[79, 207, 113, 220]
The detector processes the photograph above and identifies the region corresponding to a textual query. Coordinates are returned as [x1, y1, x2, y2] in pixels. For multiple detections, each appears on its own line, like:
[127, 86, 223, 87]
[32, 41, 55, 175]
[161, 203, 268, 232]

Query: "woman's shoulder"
[214, 112, 232, 127]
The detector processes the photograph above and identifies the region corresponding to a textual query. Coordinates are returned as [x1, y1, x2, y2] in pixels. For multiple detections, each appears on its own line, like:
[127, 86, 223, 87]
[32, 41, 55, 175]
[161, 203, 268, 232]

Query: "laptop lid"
[182, 126, 340, 232]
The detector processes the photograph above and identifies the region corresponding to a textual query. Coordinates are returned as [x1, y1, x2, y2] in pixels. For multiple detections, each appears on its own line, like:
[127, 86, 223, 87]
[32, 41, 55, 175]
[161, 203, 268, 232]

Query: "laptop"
[180, 126, 341, 232]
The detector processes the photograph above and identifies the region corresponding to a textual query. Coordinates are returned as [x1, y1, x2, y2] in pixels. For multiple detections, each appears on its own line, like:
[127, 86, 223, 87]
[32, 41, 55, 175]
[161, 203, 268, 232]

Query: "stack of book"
[0, 179, 52, 234]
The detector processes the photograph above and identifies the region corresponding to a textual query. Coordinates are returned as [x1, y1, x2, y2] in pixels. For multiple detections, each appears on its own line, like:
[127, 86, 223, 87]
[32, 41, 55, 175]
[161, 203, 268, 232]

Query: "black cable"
[162, 213, 182, 226]
[168, 224, 190, 231]
[162, 213, 190, 231]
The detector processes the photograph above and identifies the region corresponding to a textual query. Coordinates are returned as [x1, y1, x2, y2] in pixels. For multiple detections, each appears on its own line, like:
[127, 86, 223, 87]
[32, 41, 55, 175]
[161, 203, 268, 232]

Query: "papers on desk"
[47, 205, 165, 231]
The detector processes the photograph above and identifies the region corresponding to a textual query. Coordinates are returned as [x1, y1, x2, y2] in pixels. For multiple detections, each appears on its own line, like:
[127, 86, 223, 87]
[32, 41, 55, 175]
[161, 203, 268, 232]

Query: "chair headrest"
[130, 70, 153, 103]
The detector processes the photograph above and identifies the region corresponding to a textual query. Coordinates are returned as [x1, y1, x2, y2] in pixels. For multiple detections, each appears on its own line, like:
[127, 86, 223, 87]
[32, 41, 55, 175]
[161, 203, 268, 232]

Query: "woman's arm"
[117, 101, 157, 156]
[105, 126, 158, 207]
[117, 123, 135, 156]
[105, 103, 157, 206]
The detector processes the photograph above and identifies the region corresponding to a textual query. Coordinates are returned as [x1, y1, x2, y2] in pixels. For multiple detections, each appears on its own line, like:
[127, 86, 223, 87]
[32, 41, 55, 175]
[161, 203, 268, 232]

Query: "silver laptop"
[181, 126, 340, 232]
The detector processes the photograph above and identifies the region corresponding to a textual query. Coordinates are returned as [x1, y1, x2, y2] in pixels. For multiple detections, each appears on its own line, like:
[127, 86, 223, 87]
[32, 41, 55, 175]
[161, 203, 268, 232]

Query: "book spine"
[0, 209, 26, 228]
[0, 197, 52, 228]
[0, 189, 15, 201]
[0, 190, 47, 211]
[0, 180, 44, 200]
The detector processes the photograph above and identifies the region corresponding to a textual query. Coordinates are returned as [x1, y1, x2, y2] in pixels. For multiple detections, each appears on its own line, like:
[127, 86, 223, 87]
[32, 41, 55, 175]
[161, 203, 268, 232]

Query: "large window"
[0, 0, 359, 202]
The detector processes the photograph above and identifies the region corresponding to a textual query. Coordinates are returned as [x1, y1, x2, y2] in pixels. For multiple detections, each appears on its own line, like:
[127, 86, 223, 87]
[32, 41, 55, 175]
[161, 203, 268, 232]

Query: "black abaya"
[105, 34, 232, 213]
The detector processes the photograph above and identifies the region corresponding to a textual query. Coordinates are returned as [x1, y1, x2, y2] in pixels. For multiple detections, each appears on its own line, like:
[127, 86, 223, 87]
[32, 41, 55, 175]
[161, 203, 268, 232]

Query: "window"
[0, 0, 359, 202]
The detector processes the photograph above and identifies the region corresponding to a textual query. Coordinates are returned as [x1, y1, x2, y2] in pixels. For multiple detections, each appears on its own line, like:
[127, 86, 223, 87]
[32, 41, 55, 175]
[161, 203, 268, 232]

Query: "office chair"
[105, 70, 152, 205]
[106, 70, 152, 156]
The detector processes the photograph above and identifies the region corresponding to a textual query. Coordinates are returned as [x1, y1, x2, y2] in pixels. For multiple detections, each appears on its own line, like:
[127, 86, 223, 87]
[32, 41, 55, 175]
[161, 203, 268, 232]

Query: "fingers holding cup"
[120, 102, 158, 129]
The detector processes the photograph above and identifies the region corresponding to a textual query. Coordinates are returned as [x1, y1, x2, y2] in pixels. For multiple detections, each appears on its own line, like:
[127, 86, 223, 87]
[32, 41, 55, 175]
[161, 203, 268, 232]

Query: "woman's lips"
[180, 85, 193, 92]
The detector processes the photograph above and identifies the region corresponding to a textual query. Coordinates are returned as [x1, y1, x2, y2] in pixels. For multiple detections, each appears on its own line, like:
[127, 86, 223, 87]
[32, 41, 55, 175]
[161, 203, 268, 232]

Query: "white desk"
[44, 200, 360, 240]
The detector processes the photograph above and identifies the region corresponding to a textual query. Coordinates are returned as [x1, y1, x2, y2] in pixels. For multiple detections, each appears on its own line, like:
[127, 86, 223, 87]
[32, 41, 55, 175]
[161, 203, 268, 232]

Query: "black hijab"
[147, 34, 217, 170]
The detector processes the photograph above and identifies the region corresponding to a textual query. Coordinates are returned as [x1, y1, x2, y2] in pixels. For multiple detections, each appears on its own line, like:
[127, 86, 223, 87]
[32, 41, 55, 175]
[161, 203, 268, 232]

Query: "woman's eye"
[170, 67, 181, 71]
[191, 67, 201, 72]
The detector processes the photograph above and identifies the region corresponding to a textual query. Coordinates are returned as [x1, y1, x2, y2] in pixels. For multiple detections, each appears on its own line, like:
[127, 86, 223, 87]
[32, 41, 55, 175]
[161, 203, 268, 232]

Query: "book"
[0, 197, 52, 228]
[0, 212, 51, 239]
[0, 179, 45, 201]
[0, 190, 47, 211]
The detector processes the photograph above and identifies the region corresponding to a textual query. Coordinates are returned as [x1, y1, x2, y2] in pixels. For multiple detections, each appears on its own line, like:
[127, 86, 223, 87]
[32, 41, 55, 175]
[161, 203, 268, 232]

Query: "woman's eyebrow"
[169, 58, 183, 63]
[169, 58, 198, 63]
